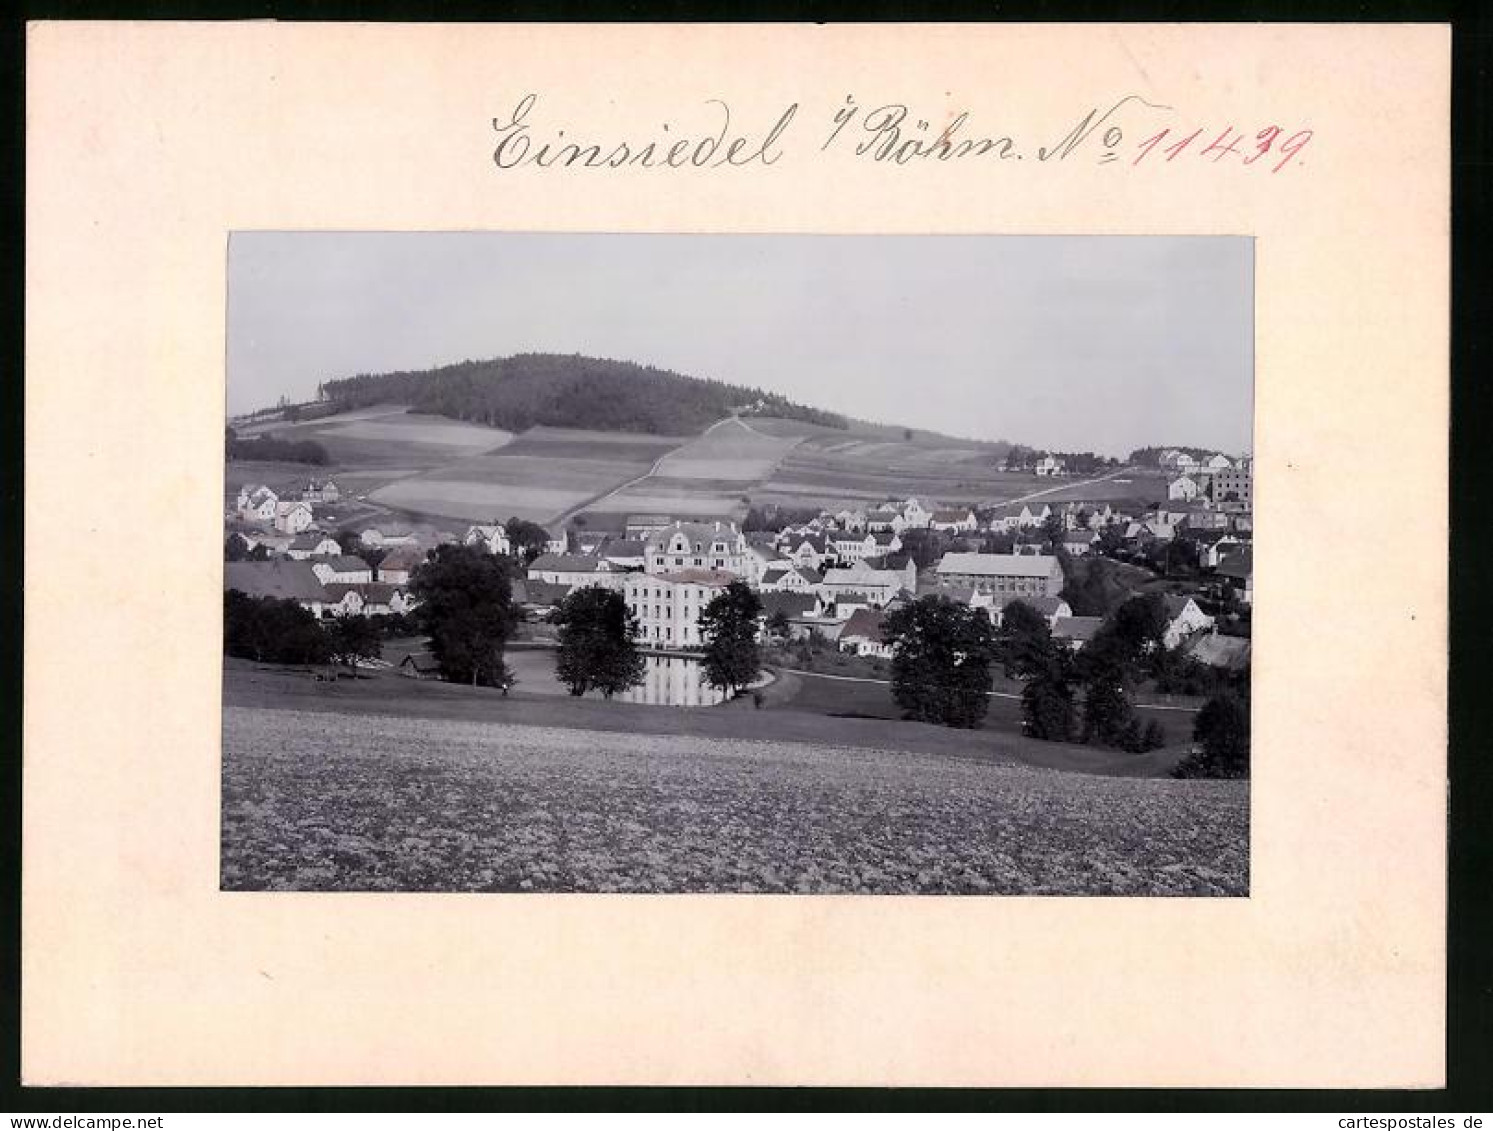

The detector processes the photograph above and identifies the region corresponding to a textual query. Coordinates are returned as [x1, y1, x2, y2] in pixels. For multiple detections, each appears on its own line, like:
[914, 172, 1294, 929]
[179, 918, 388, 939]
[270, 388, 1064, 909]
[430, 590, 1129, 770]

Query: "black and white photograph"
[220, 233, 1254, 896]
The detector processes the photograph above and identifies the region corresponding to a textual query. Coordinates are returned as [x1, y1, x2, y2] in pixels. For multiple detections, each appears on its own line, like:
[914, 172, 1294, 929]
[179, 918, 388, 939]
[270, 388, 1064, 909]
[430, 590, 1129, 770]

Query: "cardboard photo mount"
[23, 23, 1448, 1087]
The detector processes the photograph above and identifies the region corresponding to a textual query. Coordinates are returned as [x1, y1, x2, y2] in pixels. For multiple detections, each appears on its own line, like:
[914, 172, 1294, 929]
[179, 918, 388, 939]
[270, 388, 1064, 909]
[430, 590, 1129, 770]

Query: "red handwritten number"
[1243, 126, 1282, 166]
[1273, 129, 1313, 173]
[1164, 128, 1203, 161]
[1202, 127, 1243, 162]
[1133, 129, 1169, 165]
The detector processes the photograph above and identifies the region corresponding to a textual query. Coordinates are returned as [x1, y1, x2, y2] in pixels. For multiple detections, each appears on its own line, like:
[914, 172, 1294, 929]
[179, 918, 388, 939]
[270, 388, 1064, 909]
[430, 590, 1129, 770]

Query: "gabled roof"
[224, 560, 328, 603]
[840, 607, 886, 643]
[760, 568, 789, 586]
[1162, 594, 1202, 619]
[289, 532, 337, 550]
[994, 595, 1071, 617]
[757, 591, 819, 619]
[603, 538, 648, 558]
[377, 547, 425, 570]
[645, 520, 743, 554]
[935, 552, 1062, 579]
[649, 569, 736, 588]
[529, 553, 610, 573]
[863, 551, 914, 571]
[1052, 615, 1104, 642]
[318, 555, 372, 573]
[1215, 548, 1254, 580]
[522, 580, 571, 606]
[779, 532, 829, 553]
[930, 508, 973, 522]
[822, 565, 906, 588]
[1183, 632, 1251, 671]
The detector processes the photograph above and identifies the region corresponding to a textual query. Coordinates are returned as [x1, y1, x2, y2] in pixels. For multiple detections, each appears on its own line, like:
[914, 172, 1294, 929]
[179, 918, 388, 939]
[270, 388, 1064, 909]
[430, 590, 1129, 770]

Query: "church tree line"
[316, 353, 849, 437]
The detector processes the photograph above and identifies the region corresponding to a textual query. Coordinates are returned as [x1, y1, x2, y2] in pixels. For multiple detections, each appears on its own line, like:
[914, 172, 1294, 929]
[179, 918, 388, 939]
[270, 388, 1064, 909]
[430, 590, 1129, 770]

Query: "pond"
[505, 649, 729, 707]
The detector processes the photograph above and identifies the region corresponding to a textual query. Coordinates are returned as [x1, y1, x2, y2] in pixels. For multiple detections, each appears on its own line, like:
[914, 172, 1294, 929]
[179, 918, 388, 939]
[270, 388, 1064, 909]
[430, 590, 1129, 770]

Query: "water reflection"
[618, 655, 727, 707]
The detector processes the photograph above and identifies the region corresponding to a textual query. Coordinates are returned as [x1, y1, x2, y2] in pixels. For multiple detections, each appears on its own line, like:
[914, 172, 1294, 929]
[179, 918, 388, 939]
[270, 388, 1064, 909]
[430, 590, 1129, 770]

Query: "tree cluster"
[882, 595, 997, 729]
[409, 544, 520, 688]
[504, 516, 552, 564]
[226, 427, 330, 466]
[742, 504, 823, 534]
[223, 591, 331, 665]
[317, 353, 849, 437]
[1126, 445, 1216, 468]
[552, 587, 646, 698]
[224, 534, 270, 561]
[1172, 690, 1251, 779]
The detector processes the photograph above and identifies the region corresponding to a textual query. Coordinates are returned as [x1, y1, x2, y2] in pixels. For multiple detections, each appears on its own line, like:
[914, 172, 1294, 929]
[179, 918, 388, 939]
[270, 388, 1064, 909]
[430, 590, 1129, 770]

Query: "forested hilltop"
[318, 353, 849, 436]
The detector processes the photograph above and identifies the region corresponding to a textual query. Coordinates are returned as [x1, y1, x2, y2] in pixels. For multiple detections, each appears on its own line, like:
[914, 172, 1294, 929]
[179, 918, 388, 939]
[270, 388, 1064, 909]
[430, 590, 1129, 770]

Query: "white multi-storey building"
[624, 569, 735, 650]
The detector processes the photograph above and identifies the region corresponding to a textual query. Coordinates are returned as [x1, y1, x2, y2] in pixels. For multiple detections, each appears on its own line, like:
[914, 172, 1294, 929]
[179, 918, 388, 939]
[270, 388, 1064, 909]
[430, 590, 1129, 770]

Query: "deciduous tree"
[409, 544, 520, 688]
[698, 581, 764, 697]
[552, 586, 646, 699]
[325, 614, 383, 672]
[1173, 691, 1250, 778]
[882, 595, 996, 729]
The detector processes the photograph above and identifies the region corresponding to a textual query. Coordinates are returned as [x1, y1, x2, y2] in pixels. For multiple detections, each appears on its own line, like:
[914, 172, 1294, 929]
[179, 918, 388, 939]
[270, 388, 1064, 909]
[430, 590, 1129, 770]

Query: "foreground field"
[221, 705, 1248, 895]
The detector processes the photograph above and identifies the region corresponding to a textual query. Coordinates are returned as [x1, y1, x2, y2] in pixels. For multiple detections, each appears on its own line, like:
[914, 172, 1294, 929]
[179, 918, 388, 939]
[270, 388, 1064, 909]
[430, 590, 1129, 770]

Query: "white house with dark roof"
[273, 500, 315, 534]
[527, 553, 621, 589]
[1161, 595, 1216, 649]
[223, 559, 331, 617]
[774, 531, 829, 571]
[285, 532, 341, 560]
[311, 555, 375, 585]
[929, 508, 978, 533]
[644, 521, 746, 577]
[463, 524, 511, 556]
[820, 562, 912, 607]
[602, 538, 649, 572]
[1062, 531, 1100, 556]
[759, 565, 822, 595]
[1168, 475, 1202, 502]
[838, 608, 892, 659]
[1034, 455, 1065, 477]
[359, 525, 422, 550]
[376, 547, 425, 586]
[1216, 547, 1254, 605]
[935, 552, 1064, 599]
[237, 484, 279, 524]
[737, 540, 783, 585]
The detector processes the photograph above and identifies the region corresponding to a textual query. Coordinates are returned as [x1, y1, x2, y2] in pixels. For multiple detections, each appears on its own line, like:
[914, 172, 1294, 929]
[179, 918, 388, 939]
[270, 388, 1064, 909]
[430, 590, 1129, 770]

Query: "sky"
[227, 233, 1253, 457]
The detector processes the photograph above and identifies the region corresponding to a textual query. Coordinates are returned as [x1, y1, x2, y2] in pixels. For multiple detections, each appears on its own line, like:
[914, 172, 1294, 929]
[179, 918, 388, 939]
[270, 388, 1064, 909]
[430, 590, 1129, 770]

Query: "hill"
[318, 353, 849, 437]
